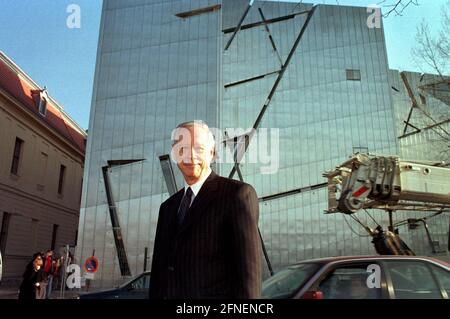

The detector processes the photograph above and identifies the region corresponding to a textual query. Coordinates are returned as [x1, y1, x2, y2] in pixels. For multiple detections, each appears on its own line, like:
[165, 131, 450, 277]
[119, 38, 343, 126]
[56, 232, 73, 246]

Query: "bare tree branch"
[381, 0, 419, 18]
[437, 1, 450, 60]
[412, 1, 450, 78]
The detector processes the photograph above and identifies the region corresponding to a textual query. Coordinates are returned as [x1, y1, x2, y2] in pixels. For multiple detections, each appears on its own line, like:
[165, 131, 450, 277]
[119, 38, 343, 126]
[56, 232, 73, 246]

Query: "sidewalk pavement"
[0, 287, 19, 299]
[0, 286, 81, 299]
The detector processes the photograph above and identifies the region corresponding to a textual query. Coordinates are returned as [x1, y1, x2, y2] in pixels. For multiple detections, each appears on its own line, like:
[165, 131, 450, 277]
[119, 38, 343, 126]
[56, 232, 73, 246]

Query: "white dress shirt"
[183, 167, 212, 207]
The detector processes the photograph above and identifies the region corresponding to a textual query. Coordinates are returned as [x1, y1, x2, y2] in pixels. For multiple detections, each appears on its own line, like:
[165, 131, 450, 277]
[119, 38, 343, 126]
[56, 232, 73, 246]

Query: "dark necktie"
[178, 187, 193, 226]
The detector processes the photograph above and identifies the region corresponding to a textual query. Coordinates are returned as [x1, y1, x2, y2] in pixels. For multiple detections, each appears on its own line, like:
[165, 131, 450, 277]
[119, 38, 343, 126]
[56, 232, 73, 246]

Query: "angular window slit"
[259, 182, 328, 202]
[224, 1, 254, 50]
[222, 10, 310, 34]
[258, 8, 283, 66]
[175, 4, 221, 19]
[159, 155, 178, 196]
[224, 70, 280, 88]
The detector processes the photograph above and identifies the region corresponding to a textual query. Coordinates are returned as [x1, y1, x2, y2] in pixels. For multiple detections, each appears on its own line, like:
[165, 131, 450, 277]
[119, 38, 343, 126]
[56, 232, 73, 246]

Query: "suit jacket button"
[168, 266, 174, 271]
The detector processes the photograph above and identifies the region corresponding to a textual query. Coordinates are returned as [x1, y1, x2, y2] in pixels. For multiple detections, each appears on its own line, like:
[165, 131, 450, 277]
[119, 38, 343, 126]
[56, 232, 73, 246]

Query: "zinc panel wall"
[220, 2, 400, 274]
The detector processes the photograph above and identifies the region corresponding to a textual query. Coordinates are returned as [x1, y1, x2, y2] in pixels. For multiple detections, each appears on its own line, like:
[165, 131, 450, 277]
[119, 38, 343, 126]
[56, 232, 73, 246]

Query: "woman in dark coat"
[18, 253, 45, 300]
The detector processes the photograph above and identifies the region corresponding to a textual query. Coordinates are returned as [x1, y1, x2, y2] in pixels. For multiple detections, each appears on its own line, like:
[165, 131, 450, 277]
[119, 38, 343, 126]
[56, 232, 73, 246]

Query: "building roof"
[0, 51, 87, 154]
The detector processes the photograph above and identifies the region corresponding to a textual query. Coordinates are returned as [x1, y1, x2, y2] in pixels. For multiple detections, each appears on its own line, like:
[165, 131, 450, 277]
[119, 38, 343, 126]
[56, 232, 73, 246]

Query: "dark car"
[262, 256, 450, 299]
[78, 271, 150, 299]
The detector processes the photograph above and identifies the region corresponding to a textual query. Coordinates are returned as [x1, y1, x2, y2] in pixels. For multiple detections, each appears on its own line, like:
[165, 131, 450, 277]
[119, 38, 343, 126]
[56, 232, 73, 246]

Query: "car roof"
[290, 255, 450, 267]
[117, 271, 151, 288]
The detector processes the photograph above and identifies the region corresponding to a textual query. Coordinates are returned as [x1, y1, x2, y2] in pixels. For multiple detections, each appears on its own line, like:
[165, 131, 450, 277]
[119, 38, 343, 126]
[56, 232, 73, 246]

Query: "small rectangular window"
[0, 212, 12, 255]
[51, 224, 59, 251]
[346, 69, 361, 81]
[38, 97, 47, 116]
[11, 137, 24, 175]
[79, 178, 83, 204]
[38, 152, 48, 188]
[58, 165, 66, 195]
[74, 230, 78, 246]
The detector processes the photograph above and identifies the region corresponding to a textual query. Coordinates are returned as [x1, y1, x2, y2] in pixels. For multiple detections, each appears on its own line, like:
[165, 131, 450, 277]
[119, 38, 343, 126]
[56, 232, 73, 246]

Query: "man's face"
[172, 125, 214, 185]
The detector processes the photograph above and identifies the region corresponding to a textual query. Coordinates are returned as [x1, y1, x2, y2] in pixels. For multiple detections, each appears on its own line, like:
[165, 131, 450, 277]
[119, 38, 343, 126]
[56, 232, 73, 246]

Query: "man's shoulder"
[161, 189, 184, 207]
[214, 175, 256, 193]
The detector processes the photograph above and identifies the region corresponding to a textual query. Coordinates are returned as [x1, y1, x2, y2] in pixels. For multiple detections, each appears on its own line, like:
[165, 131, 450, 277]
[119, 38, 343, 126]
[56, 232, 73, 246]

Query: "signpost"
[60, 244, 70, 299]
[84, 250, 99, 291]
[84, 256, 100, 274]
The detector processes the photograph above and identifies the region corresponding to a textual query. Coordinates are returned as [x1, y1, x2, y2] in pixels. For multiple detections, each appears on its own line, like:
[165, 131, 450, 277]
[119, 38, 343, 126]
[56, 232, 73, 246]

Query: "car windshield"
[262, 263, 321, 299]
[119, 273, 150, 290]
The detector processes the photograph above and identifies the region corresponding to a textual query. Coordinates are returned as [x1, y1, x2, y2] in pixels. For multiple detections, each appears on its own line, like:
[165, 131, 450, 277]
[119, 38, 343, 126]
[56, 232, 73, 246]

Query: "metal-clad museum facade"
[78, 0, 449, 287]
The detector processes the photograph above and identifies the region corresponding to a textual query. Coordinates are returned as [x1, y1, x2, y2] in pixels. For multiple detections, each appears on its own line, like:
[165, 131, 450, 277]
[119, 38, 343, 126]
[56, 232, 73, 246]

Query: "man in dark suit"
[149, 120, 262, 299]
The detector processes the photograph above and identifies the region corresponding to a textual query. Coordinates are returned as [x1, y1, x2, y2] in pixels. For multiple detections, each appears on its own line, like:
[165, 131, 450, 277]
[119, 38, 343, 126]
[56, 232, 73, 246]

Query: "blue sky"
[0, 0, 446, 129]
[0, 0, 102, 130]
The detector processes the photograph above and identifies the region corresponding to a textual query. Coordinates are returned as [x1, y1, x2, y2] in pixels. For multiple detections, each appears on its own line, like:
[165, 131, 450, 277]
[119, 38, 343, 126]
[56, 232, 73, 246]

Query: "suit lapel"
[165, 189, 184, 236]
[177, 171, 219, 236]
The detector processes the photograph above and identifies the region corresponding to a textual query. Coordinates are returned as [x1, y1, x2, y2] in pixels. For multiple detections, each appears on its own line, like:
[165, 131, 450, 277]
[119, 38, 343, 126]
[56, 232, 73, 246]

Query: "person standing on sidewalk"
[149, 121, 262, 299]
[18, 253, 44, 300]
[43, 250, 56, 298]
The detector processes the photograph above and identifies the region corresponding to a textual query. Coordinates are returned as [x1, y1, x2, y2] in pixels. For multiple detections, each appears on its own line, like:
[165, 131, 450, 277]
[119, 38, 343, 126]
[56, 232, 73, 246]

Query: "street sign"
[84, 256, 99, 273]
[84, 272, 95, 280]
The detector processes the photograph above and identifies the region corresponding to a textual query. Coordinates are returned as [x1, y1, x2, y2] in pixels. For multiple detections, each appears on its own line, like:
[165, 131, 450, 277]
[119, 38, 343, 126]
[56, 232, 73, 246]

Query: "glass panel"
[430, 265, 450, 296]
[386, 261, 443, 299]
[262, 263, 320, 298]
[317, 264, 382, 299]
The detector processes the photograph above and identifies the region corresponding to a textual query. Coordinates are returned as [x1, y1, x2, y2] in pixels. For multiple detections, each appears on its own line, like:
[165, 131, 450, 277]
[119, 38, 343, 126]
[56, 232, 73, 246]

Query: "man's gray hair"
[172, 120, 216, 150]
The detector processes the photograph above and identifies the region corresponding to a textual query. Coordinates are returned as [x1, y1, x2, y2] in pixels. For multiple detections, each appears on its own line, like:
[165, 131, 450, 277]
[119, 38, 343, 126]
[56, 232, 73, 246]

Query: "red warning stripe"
[352, 186, 369, 198]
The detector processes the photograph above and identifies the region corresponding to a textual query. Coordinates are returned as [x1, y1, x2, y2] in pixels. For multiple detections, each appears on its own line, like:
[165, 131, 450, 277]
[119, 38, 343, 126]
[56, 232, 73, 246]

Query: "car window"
[316, 264, 382, 299]
[430, 264, 450, 296]
[128, 273, 151, 291]
[262, 263, 320, 299]
[386, 261, 443, 299]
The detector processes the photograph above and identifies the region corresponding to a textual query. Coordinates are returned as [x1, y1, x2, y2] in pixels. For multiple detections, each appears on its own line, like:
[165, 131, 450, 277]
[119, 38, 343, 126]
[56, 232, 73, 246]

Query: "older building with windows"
[0, 51, 87, 284]
[78, 0, 449, 288]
